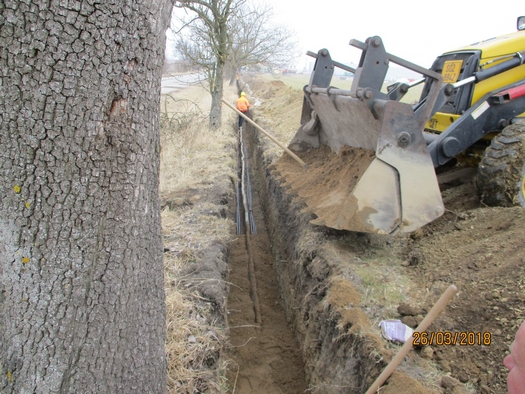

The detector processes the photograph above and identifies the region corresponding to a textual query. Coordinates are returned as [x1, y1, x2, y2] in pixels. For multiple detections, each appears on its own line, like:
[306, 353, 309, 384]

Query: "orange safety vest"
[236, 96, 250, 113]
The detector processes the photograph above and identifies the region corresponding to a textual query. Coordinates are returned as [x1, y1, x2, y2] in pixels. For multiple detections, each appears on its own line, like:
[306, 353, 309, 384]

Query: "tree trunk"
[0, 1, 172, 392]
[226, 63, 238, 86]
[209, 61, 225, 130]
[228, 68, 238, 86]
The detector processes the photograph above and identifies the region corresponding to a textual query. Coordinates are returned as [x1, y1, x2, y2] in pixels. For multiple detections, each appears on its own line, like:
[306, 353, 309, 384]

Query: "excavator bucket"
[276, 36, 446, 234]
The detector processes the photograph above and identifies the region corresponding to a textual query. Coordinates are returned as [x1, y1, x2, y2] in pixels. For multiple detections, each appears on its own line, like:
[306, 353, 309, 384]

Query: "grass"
[160, 81, 239, 393]
[353, 256, 410, 320]
[164, 239, 230, 393]
[159, 87, 237, 193]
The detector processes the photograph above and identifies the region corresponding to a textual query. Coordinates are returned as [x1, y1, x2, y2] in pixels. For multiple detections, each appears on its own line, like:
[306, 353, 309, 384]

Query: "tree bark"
[0, 1, 172, 392]
[209, 62, 225, 130]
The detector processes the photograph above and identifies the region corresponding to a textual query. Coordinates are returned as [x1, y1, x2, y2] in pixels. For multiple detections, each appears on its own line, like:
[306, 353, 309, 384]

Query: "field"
[267, 72, 424, 104]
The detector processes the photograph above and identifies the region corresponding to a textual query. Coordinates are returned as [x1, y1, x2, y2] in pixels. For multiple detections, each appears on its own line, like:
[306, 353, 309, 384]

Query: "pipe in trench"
[236, 122, 262, 324]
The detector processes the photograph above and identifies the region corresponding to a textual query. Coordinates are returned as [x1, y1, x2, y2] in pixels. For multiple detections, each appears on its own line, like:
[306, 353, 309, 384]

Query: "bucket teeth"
[268, 163, 277, 171]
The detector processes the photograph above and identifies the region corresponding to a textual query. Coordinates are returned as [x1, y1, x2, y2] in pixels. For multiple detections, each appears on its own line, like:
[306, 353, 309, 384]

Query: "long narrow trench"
[226, 123, 307, 393]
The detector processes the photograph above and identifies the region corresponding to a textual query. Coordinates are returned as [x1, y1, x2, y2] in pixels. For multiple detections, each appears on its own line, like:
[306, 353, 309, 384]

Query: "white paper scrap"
[379, 319, 414, 343]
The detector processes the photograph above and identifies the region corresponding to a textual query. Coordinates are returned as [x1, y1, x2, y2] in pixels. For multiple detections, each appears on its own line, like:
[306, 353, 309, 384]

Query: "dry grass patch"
[160, 86, 237, 193]
[164, 237, 229, 393]
[161, 81, 239, 393]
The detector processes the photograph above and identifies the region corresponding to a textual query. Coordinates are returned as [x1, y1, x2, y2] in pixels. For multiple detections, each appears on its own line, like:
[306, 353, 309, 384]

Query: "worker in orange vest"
[236, 91, 250, 129]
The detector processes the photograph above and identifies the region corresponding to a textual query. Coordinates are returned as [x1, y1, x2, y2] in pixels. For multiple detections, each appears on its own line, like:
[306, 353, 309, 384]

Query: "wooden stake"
[365, 284, 458, 394]
[221, 98, 308, 170]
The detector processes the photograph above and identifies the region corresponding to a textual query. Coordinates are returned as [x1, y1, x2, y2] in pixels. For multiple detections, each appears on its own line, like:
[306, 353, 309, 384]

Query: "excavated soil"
[232, 74, 525, 393]
[405, 184, 525, 393]
[273, 145, 375, 229]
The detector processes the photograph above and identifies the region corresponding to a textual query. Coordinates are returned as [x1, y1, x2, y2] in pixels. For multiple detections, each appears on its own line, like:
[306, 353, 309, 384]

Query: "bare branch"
[170, 0, 298, 128]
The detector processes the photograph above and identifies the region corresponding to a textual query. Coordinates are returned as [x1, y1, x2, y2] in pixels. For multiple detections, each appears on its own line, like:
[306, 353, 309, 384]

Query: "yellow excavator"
[274, 17, 525, 234]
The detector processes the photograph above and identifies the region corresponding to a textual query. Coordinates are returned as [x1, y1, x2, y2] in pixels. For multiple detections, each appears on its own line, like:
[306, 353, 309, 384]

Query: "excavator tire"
[477, 123, 525, 207]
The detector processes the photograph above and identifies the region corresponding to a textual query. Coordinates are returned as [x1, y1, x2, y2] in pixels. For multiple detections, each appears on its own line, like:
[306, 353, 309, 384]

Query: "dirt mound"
[407, 204, 525, 392]
[270, 80, 285, 86]
[273, 145, 375, 229]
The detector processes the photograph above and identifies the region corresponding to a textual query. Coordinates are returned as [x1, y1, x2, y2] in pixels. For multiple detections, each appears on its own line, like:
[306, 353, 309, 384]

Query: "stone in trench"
[420, 345, 434, 359]
[441, 375, 460, 389]
[401, 315, 418, 328]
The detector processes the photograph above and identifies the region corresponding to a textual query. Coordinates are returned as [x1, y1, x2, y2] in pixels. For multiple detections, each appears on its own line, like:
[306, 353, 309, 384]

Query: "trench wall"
[243, 112, 430, 393]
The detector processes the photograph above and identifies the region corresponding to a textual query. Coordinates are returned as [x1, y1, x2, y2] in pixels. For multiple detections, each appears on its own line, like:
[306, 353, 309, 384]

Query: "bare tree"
[172, 0, 298, 128]
[173, 0, 246, 130]
[0, 1, 173, 392]
[227, 2, 299, 84]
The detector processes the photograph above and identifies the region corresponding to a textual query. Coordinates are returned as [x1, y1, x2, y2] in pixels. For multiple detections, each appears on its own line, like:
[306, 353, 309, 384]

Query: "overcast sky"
[260, 0, 524, 70]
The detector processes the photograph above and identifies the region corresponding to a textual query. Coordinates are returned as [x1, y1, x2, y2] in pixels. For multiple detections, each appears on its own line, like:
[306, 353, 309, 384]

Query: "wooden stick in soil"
[221, 99, 308, 170]
[365, 284, 458, 394]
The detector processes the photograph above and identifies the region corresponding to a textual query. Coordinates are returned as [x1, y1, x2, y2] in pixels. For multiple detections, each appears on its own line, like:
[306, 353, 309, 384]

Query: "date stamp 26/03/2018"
[412, 331, 491, 346]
